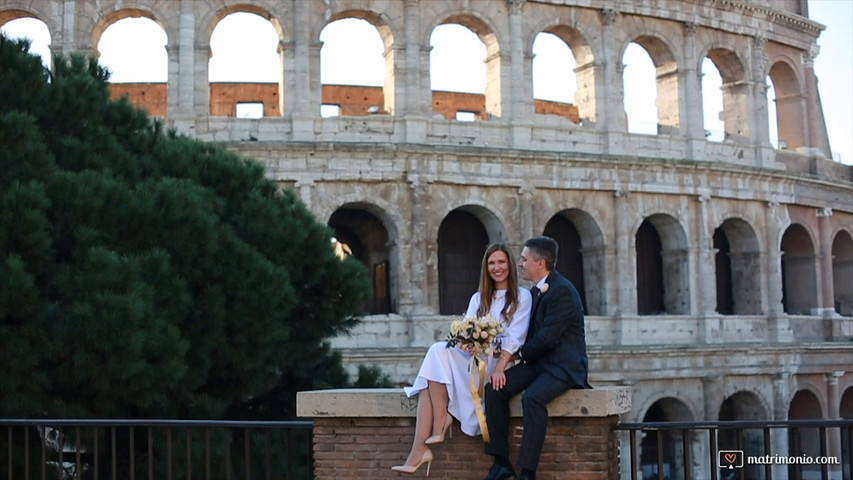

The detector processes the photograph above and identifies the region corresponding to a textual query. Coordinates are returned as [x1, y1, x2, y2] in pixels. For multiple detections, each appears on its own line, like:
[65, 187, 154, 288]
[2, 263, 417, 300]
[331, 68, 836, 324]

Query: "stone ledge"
[297, 385, 630, 418]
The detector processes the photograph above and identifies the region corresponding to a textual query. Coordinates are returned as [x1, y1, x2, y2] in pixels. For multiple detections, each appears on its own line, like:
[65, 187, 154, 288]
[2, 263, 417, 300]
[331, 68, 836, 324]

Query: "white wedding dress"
[403, 288, 532, 436]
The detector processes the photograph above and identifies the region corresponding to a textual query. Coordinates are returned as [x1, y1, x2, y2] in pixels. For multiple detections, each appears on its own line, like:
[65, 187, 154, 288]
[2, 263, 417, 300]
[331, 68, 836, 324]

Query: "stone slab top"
[296, 386, 630, 418]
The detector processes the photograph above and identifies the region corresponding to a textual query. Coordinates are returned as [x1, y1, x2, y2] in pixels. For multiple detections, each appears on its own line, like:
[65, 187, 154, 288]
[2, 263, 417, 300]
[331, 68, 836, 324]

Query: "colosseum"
[2, 0, 852, 478]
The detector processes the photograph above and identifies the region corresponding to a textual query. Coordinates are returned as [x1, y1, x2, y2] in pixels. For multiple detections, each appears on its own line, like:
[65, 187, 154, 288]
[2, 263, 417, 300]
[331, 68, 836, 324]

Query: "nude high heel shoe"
[424, 414, 453, 445]
[391, 449, 433, 476]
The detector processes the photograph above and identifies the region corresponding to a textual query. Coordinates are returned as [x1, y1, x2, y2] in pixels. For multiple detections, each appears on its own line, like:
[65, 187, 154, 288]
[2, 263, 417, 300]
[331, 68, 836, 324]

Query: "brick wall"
[313, 415, 620, 480]
[298, 387, 630, 480]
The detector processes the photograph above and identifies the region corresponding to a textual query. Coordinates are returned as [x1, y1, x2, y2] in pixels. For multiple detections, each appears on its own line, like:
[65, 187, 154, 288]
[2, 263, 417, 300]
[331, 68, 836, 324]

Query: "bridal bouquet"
[445, 313, 504, 443]
[445, 314, 505, 360]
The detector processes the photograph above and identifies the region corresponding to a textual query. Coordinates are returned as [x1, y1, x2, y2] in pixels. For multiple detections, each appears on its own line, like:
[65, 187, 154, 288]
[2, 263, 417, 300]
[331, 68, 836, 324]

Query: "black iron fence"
[616, 419, 853, 480]
[0, 419, 313, 480]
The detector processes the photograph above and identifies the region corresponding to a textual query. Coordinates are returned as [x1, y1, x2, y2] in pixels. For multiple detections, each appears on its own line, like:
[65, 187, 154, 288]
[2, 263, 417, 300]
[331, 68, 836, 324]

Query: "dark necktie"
[531, 286, 541, 314]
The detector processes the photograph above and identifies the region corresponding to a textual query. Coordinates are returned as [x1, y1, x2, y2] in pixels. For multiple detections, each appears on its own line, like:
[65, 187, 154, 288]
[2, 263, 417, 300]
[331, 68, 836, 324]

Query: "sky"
[2, 1, 851, 164]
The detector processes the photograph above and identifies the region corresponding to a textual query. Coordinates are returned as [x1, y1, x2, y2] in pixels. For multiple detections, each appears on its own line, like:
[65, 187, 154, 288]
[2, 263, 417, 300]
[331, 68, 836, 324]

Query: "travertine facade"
[3, 0, 852, 478]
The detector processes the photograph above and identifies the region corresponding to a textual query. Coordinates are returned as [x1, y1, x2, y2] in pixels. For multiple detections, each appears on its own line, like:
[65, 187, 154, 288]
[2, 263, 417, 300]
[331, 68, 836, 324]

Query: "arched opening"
[636, 215, 689, 315]
[0, 16, 51, 69]
[706, 48, 749, 142]
[713, 227, 733, 314]
[781, 224, 818, 315]
[96, 14, 168, 116]
[328, 206, 395, 315]
[623, 42, 657, 135]
[532, 31, 578, 123]
[319, 16, 386, 117]
[543, 215, 586, 312]
[543, 209, 606, 315]
[701, 57, 724, 142]
[209, 12, 280, 118]
[719, 391, 767, 480]
[623, 36, 679, 136]
[788, 390, 824, 480]
[639, 398, 695, 480]
[636, 219, 664, 315]
[715, 218, 762, 315]
[768, 61, 805, 151]
[437, 210, 488, 314]
[430, 18, 500, 120]
[832, 231, 853, 316]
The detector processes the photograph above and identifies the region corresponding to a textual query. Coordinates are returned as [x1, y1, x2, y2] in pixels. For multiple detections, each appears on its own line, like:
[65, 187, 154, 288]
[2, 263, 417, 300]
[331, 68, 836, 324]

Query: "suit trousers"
[484, 363, 571, 472]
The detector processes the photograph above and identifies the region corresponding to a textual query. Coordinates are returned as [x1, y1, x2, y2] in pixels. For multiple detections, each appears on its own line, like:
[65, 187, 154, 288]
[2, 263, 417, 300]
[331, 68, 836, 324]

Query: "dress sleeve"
[500, 288, 531, 354]
[465, 292, 481, 318]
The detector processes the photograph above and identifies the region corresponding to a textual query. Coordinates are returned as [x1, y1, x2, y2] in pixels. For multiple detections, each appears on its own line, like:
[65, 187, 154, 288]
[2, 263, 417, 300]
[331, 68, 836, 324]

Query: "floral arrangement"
[445, 314, 505, 360]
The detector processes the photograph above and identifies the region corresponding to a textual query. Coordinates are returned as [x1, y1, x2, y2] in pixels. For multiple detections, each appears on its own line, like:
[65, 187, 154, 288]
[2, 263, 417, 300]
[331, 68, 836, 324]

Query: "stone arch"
[327, 202, 400, 315]
[425, 11, 503, 119]
[767, 58, 806, 151]
[619, 30, 681, 134]
[532, 24, 595, 124]
[639, 396, 697, 480]
[543, 208, 606, 315]
[436, 206, 495, 315]
[714, 218, 762, 315]
[635, 213, 690, 315]
[0, 9, 53, 68]
[831, 229, 853, 316]
[0, 6, 55, 33]
[323, 10, 396, 110]
[781, 223, 818, 315]
[788, 389, 824, 479]
[718, 390, 768, 480]
[703, 47, 751, 141]
[91, 7, 169, 58]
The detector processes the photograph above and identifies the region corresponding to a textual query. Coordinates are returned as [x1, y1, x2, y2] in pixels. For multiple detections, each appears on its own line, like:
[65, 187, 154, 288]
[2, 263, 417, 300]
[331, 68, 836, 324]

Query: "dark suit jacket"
[518, 270, 591, 389]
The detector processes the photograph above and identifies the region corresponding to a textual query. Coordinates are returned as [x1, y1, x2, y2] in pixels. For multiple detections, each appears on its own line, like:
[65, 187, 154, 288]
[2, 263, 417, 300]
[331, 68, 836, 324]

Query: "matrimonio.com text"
[719, 450, 840, 470]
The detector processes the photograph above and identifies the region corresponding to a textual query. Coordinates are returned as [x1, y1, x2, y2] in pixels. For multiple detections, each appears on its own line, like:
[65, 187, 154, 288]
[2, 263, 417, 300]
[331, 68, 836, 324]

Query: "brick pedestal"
[297, 386, 630, 480]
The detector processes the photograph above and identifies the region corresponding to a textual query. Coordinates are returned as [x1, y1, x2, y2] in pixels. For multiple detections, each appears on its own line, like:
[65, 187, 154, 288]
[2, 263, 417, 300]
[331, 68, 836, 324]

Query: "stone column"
[167, 0, 202, 134]
[613, 190, 634, 323]
[598, 8, 626, 155]
[508, 0, 533, 147]
[681, 22, 705, 158]
[750, 35, 778, 168]
[816, 208, 836, 319]
[695, 192, 720, 342]
[289, 0, 315, 140]
[403, 0, 429, 143]
[772, 373, 791, 480]
[407, 173, 431, 315]
[764, 201, 791, 342]
[802, 45, 831, 157]
[826, 371, 844, 480]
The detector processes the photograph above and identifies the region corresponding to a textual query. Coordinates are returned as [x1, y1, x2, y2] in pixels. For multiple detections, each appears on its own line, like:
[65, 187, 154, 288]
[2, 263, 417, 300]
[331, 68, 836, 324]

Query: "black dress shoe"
[484, 462, 516, 480]
[516, 473, 535, 480]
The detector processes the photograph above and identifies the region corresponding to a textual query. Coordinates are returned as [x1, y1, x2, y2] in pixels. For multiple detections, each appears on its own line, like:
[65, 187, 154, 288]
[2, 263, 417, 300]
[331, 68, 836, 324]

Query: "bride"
[392, 243, 532, 475]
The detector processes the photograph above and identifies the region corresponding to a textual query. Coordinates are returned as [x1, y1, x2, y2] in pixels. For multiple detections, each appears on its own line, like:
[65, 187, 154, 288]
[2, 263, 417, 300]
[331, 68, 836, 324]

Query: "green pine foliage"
[0, 34, 372, 420]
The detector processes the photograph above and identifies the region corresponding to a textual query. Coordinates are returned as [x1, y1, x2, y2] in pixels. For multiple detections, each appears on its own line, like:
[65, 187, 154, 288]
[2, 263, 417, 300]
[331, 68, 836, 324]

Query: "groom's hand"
[490, 371, 507, 390]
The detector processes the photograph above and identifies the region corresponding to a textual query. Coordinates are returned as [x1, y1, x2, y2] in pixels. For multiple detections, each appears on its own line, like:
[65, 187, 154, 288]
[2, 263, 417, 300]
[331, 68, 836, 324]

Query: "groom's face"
[518, 246, 543, 282]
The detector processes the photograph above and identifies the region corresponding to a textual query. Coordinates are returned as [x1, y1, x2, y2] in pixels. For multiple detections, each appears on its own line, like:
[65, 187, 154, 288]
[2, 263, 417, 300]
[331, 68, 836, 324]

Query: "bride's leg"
[427, 380, 451, 437]
[401, 389, 433, 466]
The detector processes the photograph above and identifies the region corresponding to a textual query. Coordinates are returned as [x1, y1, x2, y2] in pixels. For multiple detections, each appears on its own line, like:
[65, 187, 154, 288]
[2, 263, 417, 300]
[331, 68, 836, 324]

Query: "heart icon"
[725, 453, 737, 464]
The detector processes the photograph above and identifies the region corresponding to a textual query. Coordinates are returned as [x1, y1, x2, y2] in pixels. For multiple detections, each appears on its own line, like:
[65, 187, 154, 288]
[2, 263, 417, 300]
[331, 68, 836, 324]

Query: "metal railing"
[616, 419, 853, 480]
[0, 419, 313, 480]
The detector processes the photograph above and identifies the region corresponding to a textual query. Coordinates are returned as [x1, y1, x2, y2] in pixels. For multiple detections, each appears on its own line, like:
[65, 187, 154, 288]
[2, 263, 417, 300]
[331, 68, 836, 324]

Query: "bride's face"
[487, 250, 510, 288]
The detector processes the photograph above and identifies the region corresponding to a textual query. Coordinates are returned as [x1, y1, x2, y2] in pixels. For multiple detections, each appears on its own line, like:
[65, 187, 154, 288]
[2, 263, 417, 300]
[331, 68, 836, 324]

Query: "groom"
[482, 236, 591, 480]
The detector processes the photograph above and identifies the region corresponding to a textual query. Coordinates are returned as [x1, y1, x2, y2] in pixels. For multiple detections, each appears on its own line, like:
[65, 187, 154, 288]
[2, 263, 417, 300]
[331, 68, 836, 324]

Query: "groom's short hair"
[524, 236, 558, 271]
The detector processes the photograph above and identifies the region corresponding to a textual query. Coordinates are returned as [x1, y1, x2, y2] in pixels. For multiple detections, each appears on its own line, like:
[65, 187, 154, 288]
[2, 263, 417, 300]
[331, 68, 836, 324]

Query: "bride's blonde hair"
[476, 243, 520, 324]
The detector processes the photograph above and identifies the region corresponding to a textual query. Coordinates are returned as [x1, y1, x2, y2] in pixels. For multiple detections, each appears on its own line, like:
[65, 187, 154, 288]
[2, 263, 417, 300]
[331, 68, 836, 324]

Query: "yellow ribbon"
[469, 355, 490, 442]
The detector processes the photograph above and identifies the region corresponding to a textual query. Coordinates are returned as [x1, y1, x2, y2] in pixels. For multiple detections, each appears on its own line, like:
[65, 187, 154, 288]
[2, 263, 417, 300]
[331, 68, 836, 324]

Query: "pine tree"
[0, 33, 371, 421]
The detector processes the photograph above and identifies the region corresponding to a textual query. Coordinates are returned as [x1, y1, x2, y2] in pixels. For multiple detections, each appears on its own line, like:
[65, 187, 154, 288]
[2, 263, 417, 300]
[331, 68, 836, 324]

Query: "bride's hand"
[490, 371, 506, 390]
